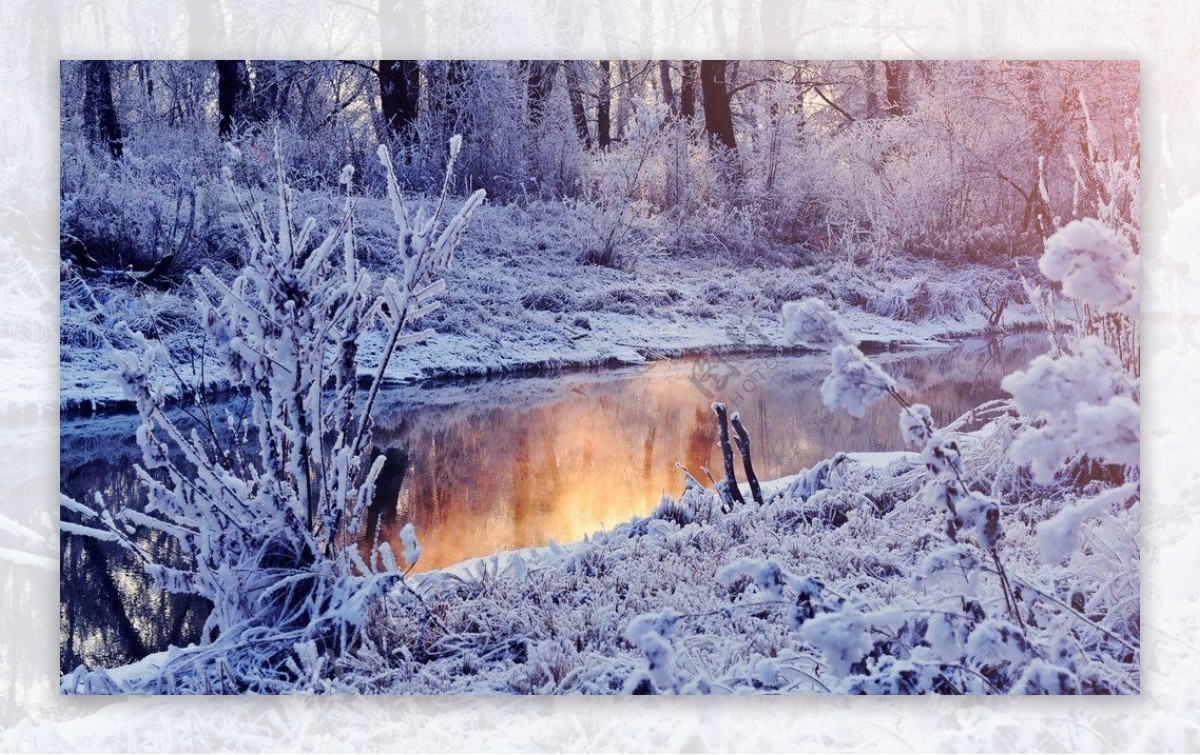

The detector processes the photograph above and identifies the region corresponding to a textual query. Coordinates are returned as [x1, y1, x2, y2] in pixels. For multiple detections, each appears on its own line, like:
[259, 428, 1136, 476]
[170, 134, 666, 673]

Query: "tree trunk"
[680, 60, 697, 121]
[699, 60, 736, 150]
[884, 60, 903, 117]
[863, 60, 879, 119]
[597, 60, 612, 150]
[379, 60, 420, 142]
[659, 60, 677, 118]
[444, 60, 471, 135]
[249, 60, 286, 124]
[83, 61, 123, 158]
[564, 61, 592, 148]
[524, 60, 558, 127]
[615, 60, 632, 139]
[216, 60, 249, 139]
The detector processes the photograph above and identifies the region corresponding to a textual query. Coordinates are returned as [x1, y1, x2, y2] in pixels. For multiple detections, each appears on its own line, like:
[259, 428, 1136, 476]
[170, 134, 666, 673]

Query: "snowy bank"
[60, 200, 1042, 413]
[62, 439, 1137, 695]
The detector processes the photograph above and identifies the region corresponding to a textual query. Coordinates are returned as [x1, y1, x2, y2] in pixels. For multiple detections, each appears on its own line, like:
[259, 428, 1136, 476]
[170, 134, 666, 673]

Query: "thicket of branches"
[60, 60, 1137, 278]
[61, 135, 485, 692]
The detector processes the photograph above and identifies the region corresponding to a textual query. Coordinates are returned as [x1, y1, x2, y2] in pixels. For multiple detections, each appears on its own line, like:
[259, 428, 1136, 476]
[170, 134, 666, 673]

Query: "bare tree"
[659, 60, 677, 118]
[216, 60, 250, 139]
[82, 61, 124, 158]
[564, 61, 592, 148]
[700, 60, 736, 149]
[680, 60, 697, 122]
[523, 60, 559, 126]
[597, 60, 612, 150]
[379, 60, 420, 142]
[884, 61, 904, 117]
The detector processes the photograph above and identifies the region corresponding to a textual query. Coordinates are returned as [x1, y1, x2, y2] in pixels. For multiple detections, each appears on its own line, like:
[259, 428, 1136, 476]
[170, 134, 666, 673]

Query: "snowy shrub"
[820, 346, 897, 419]
[577, 108, 669, 269]
[1014, 659, 1081, 695]
[1040, 219, 1138, 317]
[61, 134, 485, 692]
[1036, 482, 1138, 565]
[519, 285, 577, 313]
[1002, 336, 1139, 483]
[60, 144, 233, 281]
[780, 297, 856, 349]
[777, 211, 1139, 693]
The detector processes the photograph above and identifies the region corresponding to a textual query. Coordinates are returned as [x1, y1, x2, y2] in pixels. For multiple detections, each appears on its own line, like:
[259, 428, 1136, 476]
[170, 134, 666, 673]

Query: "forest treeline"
[61, 60, 1138, 281]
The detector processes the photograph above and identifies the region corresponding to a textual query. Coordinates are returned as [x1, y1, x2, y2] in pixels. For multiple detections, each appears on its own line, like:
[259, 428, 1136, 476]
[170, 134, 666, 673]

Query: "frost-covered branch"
[61, 132, 485, 692]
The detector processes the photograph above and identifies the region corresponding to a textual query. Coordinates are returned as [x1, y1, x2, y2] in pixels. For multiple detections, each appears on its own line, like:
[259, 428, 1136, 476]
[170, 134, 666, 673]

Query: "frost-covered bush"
[1002, 336, 1139, 483]
[1040, 219, 1138, 317]
[60, 141, 234, 281]
[770, 290, 1139, 694]
[61, 135, 485, 693]
[1001, 216, 1140, 597]
[576, 106, 671, 269]
[403, 62, 583, 202]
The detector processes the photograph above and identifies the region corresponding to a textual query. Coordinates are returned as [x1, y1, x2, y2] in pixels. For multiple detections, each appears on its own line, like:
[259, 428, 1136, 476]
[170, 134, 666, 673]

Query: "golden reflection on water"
[366, 337, 1040, 572]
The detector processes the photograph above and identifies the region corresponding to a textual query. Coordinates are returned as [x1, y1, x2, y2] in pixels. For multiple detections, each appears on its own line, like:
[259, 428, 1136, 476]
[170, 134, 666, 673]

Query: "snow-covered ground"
[60, 198, 1038, 411]
[64, 433, 1137, 695]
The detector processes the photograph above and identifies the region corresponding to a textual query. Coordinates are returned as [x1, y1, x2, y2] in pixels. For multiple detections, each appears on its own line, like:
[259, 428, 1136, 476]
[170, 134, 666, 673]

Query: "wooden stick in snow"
[712, 402, 745, 511]
[730, 412, 764, 506]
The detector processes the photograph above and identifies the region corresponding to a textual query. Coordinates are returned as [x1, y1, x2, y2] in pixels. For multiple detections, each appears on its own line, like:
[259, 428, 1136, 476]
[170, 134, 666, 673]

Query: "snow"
[1037, 482, 1138, 565]
[819, 345, 896, 418]
[780, 297, 856, 348]
[1002, 336, 1138, 483]
[399, 522, 422, 567]
[898, 403, 933, 447]
[58, 198, 1048, 412]
[1040, 219, 1138, 317]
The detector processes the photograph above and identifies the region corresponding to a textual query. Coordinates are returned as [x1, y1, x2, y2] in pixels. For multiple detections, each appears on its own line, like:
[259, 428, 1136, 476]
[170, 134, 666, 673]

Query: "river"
[59, 333, 1047, 673]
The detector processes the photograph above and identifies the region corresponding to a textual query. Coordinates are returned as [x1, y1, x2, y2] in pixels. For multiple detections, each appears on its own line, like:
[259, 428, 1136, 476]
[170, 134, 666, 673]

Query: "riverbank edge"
[59, 306, 1048, 419]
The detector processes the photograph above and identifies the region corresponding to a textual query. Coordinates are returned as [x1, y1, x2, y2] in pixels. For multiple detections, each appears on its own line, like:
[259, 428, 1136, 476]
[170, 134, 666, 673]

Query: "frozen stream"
[59, 333, 1047, 673]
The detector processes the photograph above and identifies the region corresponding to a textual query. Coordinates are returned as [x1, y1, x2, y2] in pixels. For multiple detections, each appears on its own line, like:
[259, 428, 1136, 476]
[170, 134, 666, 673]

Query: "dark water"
[59, 333, 1047, 673]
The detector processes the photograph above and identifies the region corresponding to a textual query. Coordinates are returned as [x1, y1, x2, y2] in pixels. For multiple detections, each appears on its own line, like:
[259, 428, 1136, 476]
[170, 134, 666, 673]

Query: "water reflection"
[60, 452, 211, 674]
[366, 334, 1044, 572]
[60, 333, 1047, 672]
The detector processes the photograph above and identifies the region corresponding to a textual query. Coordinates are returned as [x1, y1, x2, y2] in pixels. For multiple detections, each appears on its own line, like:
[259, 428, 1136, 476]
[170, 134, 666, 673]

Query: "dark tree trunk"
[377, 0, 426, 140]
[713, 403, 745, 511]
[216, 60, 249, 139]
[379, 59, 420, 142]
[659, 60, 677, 118]
[680, 60, 697, 121]
[83, 61, 124, 158]
[564, 61, 592, 148]
[524, 60, 558, 126]
[699, 60, 736, 150]
[597, 60, 612, 150]
[884, 60, 903, 117]
[615, 60, 632, 139]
